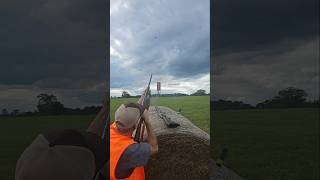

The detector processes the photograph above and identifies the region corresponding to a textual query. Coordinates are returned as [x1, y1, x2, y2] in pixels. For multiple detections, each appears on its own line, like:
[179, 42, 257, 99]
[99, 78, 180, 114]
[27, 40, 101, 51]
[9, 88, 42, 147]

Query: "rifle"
[134, 74, 152, 142]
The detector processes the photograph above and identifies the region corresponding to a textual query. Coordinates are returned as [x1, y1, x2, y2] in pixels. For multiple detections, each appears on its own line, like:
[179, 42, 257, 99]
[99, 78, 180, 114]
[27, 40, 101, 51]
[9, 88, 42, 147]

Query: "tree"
[277, 87, 307, 102]
[191, 89, 207, 96]
[37, 93, 58, 106]
[11, 109, 19, 116]
[1, 108, 8, 116]
[256, 87, 308, 108]
[122, 91, 131, 98]
[37, 93, 64, 115]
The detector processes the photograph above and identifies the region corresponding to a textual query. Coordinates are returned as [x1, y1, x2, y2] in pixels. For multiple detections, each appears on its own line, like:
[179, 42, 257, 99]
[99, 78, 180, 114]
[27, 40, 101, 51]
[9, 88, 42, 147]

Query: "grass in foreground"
[212, 108, 319, 180]
[111, 96, 210, 133]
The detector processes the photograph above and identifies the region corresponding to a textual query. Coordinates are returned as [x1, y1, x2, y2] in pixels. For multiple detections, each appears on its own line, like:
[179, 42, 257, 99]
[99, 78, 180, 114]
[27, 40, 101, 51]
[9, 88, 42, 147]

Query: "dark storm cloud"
[0, 0, 106, 87]
[0, 0, 107, 110]
[167, 35, 210, 77]
[214, 0, 318, 55]
[213, 0, 319, 104]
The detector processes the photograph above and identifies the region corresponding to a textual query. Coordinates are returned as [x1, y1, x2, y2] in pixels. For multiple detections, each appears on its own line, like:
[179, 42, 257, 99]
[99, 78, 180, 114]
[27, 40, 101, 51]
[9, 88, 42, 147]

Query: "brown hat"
[15, 134, 96, 180]
[115, 103, 145, 130]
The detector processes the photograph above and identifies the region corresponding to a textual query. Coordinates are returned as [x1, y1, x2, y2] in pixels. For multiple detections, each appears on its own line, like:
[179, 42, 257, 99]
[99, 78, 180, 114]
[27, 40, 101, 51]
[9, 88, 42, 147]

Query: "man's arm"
[142, 110, 158, 155]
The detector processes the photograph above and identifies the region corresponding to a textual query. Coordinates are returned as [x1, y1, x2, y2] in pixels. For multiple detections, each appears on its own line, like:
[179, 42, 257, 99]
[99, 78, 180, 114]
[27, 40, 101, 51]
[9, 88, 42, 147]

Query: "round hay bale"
[145, 106, 209, 180]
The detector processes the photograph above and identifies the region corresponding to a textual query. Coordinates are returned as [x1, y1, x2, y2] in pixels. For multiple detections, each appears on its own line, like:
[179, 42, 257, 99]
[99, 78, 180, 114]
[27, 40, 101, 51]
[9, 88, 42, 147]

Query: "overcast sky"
[110, 0, 210, 97]
[0, 0, 318, 111]
[213, 0, 319, 104]
[0, 0, 107, 112]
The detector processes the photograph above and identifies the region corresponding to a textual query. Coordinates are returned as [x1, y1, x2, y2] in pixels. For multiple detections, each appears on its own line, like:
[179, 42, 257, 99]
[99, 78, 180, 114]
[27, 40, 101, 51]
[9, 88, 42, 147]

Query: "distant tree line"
[1, 108, 20, 116]
[0, 93, 101, 117]
[213, 87, 319, 110]
[213, 100, 254, 110]
[1, 87, 318, 116]
[255, 87, 318, 108]
[1, 89, 209, 116]
[111, 89, 209, 99]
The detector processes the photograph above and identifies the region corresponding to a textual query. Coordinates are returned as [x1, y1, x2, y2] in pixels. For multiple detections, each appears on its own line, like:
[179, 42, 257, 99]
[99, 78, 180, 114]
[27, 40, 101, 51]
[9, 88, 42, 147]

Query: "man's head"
[115, 103, 145, 136]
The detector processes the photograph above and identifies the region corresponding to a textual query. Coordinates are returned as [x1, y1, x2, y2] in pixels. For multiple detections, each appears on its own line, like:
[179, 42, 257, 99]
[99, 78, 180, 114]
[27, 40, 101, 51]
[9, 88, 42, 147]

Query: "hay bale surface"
[145, 106, 209, 180]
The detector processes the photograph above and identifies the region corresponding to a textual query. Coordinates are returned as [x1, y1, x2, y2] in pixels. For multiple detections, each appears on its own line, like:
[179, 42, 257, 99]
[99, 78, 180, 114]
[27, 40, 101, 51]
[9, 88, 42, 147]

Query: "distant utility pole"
[157, 82, 161, 96]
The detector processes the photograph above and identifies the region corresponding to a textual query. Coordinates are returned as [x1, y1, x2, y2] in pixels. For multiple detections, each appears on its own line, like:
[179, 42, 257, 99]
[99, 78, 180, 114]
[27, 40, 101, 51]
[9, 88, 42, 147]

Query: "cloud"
[214, 0, 318, 55]
[212, 0, 319, 104]
[110, 0, 210, 96]
[213, 38, 319, 104]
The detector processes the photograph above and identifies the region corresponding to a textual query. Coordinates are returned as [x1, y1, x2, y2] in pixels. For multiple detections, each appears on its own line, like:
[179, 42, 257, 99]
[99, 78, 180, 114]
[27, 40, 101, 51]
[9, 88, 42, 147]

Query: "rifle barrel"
[134, 74, 153, 142]
[147, 74, 152, 88]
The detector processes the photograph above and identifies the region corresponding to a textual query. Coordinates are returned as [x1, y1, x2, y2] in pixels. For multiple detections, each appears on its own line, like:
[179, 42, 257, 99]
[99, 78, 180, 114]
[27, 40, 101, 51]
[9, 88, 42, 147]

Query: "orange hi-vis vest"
[110, 123, 145, 180]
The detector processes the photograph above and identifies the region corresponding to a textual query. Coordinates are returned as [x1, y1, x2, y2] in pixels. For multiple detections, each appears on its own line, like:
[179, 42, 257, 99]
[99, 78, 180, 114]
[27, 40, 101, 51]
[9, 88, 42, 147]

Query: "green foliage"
[121, 91, 131, 98]
[191, 89, 207, 96]
[36, 93, 65, 115]
[256, 87, 310, 108]
[1, 109, 8, 116]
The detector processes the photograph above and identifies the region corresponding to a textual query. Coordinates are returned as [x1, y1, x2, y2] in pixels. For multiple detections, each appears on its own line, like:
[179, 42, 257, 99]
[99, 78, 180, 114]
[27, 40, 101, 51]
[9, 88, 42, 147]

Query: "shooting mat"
[145, 106, 210, 180]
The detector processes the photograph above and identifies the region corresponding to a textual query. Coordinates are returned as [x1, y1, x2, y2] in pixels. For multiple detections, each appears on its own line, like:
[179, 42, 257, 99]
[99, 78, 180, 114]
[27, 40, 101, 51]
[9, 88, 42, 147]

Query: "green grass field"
[1, 96, 318, 180]
[0, 96, 209, 179]
[0, 115, 94, 180]
[111, 96, 210, 133]
[213, 108, 319, 180]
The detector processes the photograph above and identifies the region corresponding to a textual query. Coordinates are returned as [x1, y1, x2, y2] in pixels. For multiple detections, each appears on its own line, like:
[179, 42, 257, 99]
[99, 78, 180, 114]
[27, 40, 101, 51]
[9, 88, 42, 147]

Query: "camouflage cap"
[115, 103, 145, 130]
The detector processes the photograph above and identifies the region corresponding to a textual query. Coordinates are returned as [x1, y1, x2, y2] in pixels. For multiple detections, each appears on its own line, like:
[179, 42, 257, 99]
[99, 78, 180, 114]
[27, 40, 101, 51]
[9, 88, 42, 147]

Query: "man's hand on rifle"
[142, 109, 150, 123]
[141, 109, 158, 155]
